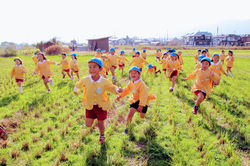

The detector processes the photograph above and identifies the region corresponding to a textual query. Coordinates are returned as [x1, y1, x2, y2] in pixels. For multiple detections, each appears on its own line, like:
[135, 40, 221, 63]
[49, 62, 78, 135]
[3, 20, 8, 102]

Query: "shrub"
[0, 47, 17, 57]
[45, 45, 71, 55]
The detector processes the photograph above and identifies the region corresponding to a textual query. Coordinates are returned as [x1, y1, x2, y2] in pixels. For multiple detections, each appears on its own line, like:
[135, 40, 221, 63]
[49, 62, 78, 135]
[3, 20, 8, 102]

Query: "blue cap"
[221, 50, 225, 52]
[148, 64, 154, 68]
[101, 50, 106, 53]
[198, 55, 206, 60]
[205, 48, 208, 51]
[132, 48, 136, 51]
[212, 53, 220, 58]
[71, 53, 77, 57]
[135, 51, 140, 54]
[129, 66, 141, 73]
[202, 50, 206, 53]
[110, 48, 115, 52]
[170, 49, 176, 52]
[201, 57, 211, 65]
[96, 48, 102, 52]
[143, 49, 146, 52]
[170, 53, 177, 57]
[198, 49, 201, 51]
[120, 50, 125, 54]
[157, 49, 161, 51]
[88, 58, 103, 68]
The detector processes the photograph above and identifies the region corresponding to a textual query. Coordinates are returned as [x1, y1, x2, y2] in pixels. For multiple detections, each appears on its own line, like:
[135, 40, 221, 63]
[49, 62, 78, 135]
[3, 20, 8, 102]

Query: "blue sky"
[0, 0, 250, 44]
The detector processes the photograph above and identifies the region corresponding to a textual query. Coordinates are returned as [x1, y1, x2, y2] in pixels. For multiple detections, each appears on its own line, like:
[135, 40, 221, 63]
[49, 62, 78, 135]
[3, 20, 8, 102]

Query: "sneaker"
[49, 79, 53, 86]
[123, 128, 128, 135]
[112, 76, 116, 81]
[169, 87, 174, 92]
[70, 77, 74, 80]
[63, 74, 66, 78]
[98, 135, 105, 144]
[192, 105, 199, 114]
[48, 89, 51, 93]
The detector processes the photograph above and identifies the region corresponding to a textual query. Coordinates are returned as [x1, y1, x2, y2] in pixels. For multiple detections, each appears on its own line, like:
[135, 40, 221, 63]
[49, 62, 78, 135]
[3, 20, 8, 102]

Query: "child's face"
[88, 62, 102, 76]
[38, 54, 44, 61]
[121, 53, 124, 56]
[198, 51, 201, 54]
[171, 56, 176, 61]
[129, 70, 140, 82]
[201, 61, 210, 70]
[62, 54, 66, 59]
[163, 54, 168, 59]
[228, 52, 232, 56]
[222, 51, 225, 54]
[110, 51, 115, 55]
[178, 52, 182, 56]
[213, 55, 219, 62]
[135, 53, 139, 57]
[71, 55, 74, 59]
[15, 60, 21, 65]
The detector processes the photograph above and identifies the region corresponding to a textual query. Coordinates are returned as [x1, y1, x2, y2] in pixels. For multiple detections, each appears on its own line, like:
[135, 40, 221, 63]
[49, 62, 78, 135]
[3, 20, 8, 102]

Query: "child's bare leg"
[85, 118, 95, 127]
[17, 82, 22, 87]
[76, 72, 80, 80]
[43, 77, 49, 90]
[126, 108, 136, 127]
[172, 76, 177, 88]
[66, 72, 71, 78]
[195, 92, 205, 106]
[122, 67, 124, 75]
[71, 71, 73, 77]
[110, 67, 115, 77]
[139, 113, 145, 119]
[97, 120, 105, 135]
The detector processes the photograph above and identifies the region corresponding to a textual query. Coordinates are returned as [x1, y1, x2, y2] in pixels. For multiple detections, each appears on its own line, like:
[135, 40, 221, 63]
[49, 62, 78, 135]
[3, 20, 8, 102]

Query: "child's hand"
[138, 105, 143, 113]
[116, 96, 121, 101]
[117, 87, 123, 93]
[182, 78, 188, 81]
[56, 63, 60, 65]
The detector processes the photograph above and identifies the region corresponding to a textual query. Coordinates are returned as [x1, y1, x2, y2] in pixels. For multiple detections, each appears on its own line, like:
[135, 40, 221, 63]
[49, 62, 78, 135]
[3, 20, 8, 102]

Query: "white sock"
[230, 72, 234, 76]
[19, 87, 22, 93]
[112, 76, 116, 80]
[71, 76, 73, 80]
[49, 79, 53, 86]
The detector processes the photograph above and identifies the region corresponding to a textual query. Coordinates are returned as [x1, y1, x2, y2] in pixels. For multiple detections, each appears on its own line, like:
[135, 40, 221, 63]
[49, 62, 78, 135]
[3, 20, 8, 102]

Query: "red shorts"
[140, 68, 142, 71]
[169, 70, 178, 78]
[72, 69, 79, 73]
[42, 75, 50, 80]
[111, 66, 117, 70]
[63, 69, 70, 73]
[163, 68, 167, 72]
[194, 90, 206, 98]
[119, 64, 125, 68]
[16, 79, 24, 82]
[86, 105, 107, 121]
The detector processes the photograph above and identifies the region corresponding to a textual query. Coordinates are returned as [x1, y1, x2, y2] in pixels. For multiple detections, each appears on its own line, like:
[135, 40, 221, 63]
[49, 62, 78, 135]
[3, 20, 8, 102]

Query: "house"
[220, 34, 243, 46]
[242, 34, 250, 46]
[88, 37, 110, 52]
[183, 32, 213, 46]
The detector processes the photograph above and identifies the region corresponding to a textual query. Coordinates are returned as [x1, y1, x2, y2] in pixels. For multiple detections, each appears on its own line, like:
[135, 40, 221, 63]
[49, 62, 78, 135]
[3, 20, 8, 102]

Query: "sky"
[0, 0, 250, 44]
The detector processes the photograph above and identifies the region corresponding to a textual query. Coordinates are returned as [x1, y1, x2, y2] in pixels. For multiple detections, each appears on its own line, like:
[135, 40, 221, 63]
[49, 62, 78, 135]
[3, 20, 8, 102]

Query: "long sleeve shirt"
[11, 65, 27, 79]
[35, 60, 56, 77]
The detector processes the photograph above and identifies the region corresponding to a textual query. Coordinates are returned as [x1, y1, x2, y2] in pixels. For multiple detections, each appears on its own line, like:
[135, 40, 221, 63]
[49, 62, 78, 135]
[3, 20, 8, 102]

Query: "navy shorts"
[130, 100, 148, 113]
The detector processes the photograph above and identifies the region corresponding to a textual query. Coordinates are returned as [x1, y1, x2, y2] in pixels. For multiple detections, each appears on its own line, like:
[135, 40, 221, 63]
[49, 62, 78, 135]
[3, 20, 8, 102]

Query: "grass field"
[0, 49, 249, 165]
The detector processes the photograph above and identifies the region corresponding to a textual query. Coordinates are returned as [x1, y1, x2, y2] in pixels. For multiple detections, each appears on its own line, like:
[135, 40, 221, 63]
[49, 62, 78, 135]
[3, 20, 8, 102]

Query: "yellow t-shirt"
[60, 59, 70, 70]
[108, 54, 119, 67]
[130, 57, 148, 69]
[160, 58, 168, 69]
[35, 60, 56, 77]
[226, 56, 234, 67]
[11, 65, 27, 79]
[32, 55, 38, 65]
[70, 59, 79, 71]
[210, 62, 226, 77]
[75, 75, 118, 110]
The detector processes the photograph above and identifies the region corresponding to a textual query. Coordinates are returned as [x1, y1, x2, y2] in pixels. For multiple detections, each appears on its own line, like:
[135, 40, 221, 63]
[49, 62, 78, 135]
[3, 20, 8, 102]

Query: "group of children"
[8, 48, 235, 144]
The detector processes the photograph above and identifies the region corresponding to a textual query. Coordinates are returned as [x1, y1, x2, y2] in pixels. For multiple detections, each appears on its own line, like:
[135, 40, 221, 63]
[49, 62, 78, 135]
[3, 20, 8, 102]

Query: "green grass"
[0, 50, 249, 165]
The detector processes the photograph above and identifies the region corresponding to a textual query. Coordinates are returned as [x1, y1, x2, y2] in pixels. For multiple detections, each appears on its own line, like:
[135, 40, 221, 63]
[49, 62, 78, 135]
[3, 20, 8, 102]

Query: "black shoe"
[123, 128, 128, 135]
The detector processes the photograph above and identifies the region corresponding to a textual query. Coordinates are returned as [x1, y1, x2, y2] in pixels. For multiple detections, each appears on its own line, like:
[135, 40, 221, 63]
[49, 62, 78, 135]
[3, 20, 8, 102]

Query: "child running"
[210, 53, 228, 86]
[141, 49, 147, 59]
[32, 51, 40, 66]
[108, 48, 119, 81]
[166, 53, 181, 92]
[130, 51, 148, 71]
[95, 49, 102, 58]
[59, 53, 71, 79]
[33, 53, 58, 93]
[70, 53, 80, 80]
[220, 50, 225, 65]
[177, 51, 184, 71]
[147, 64, 161, 76]
[182, 57, 219, 114]
[132, 48, 136, 58]
[195, 49, 201, 64]
[205, 48, 210, 58]
[100, 55, 110, 78]
[74, 58, 123, 144]
[226, 50, 235, 76]
[11, 58, 27, 94]
[160, 53, 168, 76]
[118, 50, 129, 75]
[155, 49, 162, 62]
[116, 66, 155, 134]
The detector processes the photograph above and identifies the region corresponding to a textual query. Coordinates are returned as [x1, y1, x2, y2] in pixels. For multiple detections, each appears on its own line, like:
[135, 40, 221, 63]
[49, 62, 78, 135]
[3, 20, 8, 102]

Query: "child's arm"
[139, 85, 148, 107]
[105, 80, 123, 94]
[11, 68, 15, 79]
[116, 83, 132, 101]
[48, 60, 59, 65]
[220, 66, 228, 76]
[74, 78, 86, 94]
[210, 69, 220, 82]
[22, 66, 27, 73]
[33, 65, 39, 75]
[183, 70, 197, 81]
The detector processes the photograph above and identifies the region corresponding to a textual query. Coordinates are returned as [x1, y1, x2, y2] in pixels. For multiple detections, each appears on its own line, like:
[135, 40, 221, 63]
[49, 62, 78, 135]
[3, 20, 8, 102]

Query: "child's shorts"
[111, 66, 117, 70]
[42, 75, 50, 80]
[86, 105, 107, 121]
[194, 90, 206, 98]
[15, 79, 24, 82]
[130, 101, 148, 114]
[63, 69, 70, 73]
[163, 68, 167, 72]
[119, 64, 125, 68]
[170, 70, 178, 78]
[71, 69, 79, 73]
